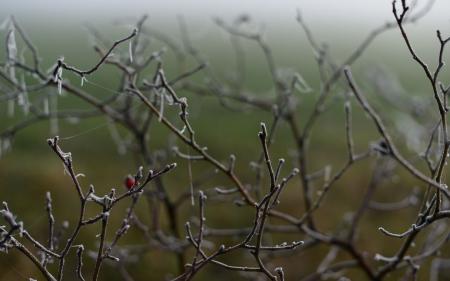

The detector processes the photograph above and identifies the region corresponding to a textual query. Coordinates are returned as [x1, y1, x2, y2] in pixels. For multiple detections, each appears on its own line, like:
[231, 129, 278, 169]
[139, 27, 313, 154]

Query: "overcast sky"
[3, 0, 450, 27]
[2, 0, 450, 60]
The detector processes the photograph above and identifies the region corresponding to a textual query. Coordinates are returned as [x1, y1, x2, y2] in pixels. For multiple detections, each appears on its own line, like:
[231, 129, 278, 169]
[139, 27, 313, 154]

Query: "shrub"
[1, 1, 450, 280]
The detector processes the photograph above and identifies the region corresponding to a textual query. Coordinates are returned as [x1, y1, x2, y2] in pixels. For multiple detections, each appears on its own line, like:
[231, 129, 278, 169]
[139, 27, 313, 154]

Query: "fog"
[2, 0, 450, 27]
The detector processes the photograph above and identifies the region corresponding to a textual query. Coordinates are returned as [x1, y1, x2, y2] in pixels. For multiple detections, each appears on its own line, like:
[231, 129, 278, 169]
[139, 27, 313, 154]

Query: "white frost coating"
[187, 147, 195, 206]
[57, 79, 62, 95]
[20, 75, 29, 116]
[293, 72, 312, 93]
[6, 28, 17, 62]
[159, 88, 164, 122]
[50, 93, 59, 136]
[55, 67, 63, 95]
[6, 26, 17, 83]
[129, 40, 133, 63]
[81, 76, 87, 87]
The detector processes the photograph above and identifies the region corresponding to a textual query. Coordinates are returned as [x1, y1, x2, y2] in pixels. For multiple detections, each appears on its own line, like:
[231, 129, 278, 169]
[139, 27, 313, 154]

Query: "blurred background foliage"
[1, 1, 450, 280]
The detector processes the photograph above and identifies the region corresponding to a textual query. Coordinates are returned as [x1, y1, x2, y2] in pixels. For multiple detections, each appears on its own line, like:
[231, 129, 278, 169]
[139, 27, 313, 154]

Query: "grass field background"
[1, 1, 450, 280]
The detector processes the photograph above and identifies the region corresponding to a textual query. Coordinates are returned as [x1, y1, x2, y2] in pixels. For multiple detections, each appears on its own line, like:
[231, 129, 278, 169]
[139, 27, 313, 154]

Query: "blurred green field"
[1, 11, 450, 280]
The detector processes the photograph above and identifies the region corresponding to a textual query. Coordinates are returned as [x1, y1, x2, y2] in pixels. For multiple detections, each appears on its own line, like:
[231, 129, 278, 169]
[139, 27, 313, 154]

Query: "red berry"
[125, 175, 136, 190]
